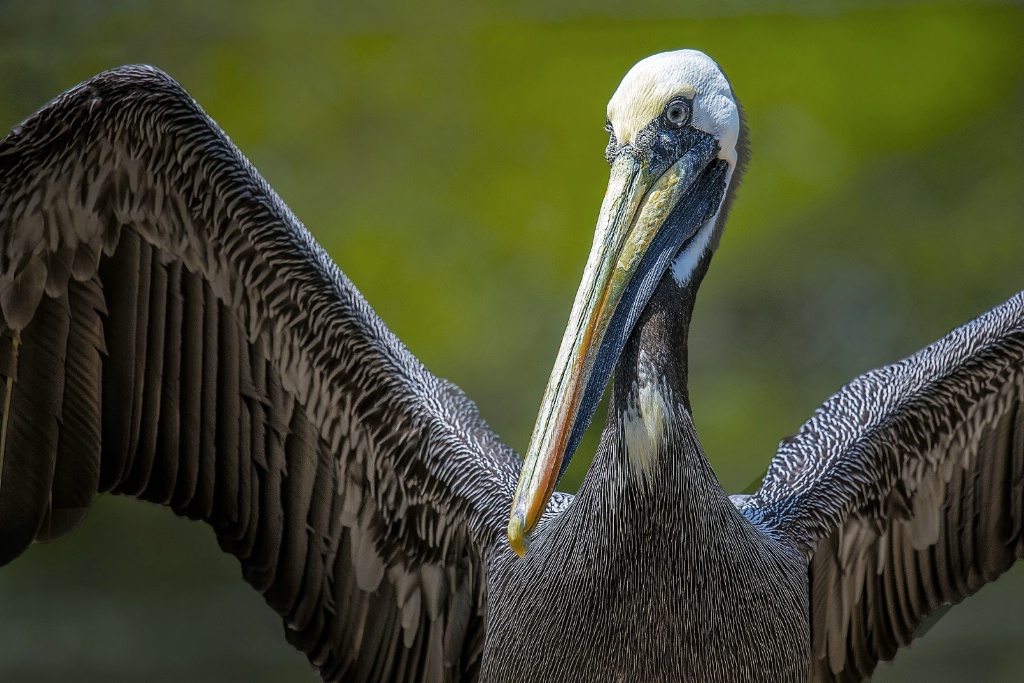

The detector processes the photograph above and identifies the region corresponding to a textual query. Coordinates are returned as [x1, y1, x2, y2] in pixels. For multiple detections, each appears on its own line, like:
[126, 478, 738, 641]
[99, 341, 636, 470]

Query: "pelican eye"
[664, 98, 691, 129]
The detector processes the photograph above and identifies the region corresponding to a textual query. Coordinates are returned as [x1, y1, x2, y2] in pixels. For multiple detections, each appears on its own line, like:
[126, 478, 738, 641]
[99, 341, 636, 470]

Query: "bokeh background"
[1, 1, 1022, 681]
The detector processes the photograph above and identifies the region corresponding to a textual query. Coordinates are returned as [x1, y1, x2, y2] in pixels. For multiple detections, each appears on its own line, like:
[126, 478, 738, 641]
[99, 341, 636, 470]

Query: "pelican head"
[508, 50, 743, 555]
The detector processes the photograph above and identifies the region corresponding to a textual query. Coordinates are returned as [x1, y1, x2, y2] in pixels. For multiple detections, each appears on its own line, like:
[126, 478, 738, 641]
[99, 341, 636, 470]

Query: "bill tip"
[507, 514, 530, 557]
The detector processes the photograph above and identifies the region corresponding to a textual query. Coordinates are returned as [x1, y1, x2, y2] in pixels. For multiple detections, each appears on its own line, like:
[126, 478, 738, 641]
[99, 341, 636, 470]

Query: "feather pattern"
[739, 293, 1024, 681]
[0, 65, 524, 682]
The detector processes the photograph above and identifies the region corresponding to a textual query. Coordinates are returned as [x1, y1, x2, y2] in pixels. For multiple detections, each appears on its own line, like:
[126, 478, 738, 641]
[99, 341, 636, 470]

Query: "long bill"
[508, 135, 721, 556]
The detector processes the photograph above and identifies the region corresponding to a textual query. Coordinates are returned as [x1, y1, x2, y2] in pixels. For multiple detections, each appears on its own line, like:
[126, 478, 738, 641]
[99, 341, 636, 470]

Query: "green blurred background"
[1, 0, 1022, 680]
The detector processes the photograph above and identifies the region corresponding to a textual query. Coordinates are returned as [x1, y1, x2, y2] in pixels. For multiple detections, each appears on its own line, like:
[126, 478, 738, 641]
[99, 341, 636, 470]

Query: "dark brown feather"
[42, 281, 104, 541]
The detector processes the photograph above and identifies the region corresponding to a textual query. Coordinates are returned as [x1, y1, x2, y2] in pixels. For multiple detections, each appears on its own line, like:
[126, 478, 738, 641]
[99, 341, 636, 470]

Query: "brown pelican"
[0, 49, 1022, 682]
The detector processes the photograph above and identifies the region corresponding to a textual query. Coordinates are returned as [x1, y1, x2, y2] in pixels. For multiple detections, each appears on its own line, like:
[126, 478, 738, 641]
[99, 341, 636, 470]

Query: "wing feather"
[740, 292, 1024, 681]
[0, 65, 520, 682]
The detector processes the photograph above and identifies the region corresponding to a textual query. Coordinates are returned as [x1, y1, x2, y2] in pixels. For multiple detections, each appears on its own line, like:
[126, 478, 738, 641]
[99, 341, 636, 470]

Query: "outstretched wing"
[738, 292, 1024, 682]
[0, 66, 522, 682]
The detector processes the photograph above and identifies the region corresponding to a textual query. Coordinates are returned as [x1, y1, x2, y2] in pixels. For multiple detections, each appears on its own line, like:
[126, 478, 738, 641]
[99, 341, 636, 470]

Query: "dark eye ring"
[664, 98, 691, 128]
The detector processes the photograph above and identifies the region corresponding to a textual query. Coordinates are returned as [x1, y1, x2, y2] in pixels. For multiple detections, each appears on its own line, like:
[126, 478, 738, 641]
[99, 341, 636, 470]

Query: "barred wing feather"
[740, 292, 1024, 682]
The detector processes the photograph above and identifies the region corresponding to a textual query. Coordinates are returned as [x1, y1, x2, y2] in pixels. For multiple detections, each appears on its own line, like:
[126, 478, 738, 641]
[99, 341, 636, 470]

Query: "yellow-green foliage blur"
[0, 1, 1021, 681]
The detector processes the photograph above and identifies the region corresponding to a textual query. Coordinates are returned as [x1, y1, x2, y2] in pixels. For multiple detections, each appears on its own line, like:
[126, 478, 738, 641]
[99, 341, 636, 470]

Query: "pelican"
[0, 49, 1022, 682]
